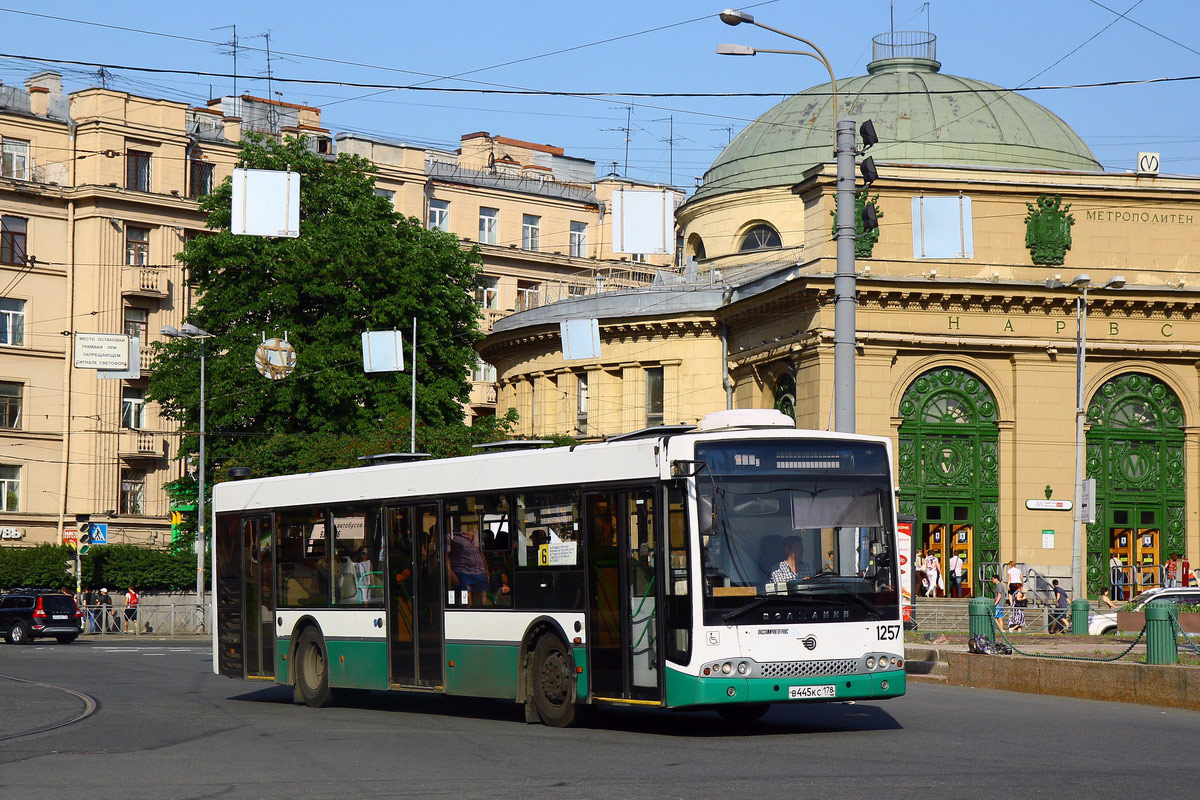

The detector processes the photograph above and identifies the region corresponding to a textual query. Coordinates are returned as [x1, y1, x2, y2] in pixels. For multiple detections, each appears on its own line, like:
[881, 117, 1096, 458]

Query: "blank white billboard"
[560, 319, 601, 360]
[362, 330, 405, 373]
[231, 168, 300, 238]
[611, 189, 675, 255]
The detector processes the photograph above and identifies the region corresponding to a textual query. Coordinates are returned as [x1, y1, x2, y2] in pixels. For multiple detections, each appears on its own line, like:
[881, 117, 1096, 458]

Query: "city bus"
[211, 409, 905, 726]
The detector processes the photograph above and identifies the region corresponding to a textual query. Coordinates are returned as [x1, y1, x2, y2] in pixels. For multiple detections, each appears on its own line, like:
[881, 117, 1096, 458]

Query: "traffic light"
[78, 523, 91, 556]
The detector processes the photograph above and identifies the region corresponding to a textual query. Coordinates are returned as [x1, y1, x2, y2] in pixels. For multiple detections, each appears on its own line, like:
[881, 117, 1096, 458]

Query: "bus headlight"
[865, 657, 875, 670]
[721, 662, 733, 674]
[737, 662, 749, 675]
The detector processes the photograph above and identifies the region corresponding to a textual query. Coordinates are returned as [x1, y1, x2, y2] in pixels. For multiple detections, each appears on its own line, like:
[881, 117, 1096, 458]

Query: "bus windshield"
[695, 440, 898, 624]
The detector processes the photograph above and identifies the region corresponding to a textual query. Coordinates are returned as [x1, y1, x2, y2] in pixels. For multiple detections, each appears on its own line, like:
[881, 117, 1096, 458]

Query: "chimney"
[222, 116, 242, 143]
[25, 71, 63, 117]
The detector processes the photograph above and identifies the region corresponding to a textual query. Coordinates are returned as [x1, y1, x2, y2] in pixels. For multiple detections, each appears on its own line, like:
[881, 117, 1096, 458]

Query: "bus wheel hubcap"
[541, 650, 569, 704]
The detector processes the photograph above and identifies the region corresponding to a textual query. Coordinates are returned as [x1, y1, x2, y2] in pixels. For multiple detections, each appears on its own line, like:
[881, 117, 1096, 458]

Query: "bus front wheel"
[295, 628, 334, 708]
[531, 635, 579, 727]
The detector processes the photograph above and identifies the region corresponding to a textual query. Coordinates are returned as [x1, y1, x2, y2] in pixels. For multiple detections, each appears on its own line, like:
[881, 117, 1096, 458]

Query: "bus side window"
[514, 490, 585, 611]
[277, 509, 330, 608]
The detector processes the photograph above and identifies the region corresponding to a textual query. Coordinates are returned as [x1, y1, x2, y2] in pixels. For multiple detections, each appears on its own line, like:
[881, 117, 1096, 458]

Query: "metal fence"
[79, 602, 209, 637]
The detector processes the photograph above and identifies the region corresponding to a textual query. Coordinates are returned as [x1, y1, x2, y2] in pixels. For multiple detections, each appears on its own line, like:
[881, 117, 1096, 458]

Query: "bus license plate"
[789, 684, 836, 699]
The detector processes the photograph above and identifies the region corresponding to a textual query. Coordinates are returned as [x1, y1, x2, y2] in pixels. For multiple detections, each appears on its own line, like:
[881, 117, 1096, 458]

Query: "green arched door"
[1085, 373, 1185, 598]
[898, 367, 1000, 598]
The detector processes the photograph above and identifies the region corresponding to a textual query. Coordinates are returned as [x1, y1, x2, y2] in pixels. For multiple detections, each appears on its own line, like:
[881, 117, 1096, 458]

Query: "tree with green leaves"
[149, 134, 484, 482]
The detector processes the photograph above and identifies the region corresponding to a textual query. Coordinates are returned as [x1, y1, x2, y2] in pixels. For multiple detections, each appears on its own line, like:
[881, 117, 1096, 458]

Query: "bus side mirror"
[671, 460, 706, 477]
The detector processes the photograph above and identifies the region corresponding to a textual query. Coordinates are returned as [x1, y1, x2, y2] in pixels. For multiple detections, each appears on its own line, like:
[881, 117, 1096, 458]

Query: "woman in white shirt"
[1005, 561, 1023, 598]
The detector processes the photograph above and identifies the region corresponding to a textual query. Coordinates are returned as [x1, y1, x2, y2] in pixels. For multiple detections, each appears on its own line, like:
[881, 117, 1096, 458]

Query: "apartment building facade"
[0, 71, 681, 549]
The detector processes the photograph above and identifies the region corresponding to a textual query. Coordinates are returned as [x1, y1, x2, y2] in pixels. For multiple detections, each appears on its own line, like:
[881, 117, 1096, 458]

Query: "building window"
[522, 214, 541, 251]
[515, 280, 540, 312]
[428, 199, 449, 231]
[189, 160, 214, 198]
[0, 298, 24, 346]
[2, 139, 29, 180]
[126, 226, 149, 266]
[912, 195, 974, 259]
[1, 215, 27, 265]
[472, 357, 496, 383]
[374, 188, 396, 203]
[120, 468, 146, 515]
[478, 207, 498, 245]
[576, 372, 589, 434]
[569, 221, 587, 258]
[738, 224, 782, 252]
[0, 464, 18, 511]
[121, 387, 146, 430]
[124, 307, 148, 341]
[645, 367, 664, 427]
[474, 277, 498, 309]
[687, 234, 706, 261]
[126, 150, 151, 192]
[0, 381, 20, 429]
[630, 253, 648, 263]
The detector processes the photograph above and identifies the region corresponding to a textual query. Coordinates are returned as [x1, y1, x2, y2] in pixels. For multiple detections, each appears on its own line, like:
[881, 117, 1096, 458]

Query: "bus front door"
[241, 515, 275, 678]
[586, 489, 662, 703]
[387, 504, 443, 688]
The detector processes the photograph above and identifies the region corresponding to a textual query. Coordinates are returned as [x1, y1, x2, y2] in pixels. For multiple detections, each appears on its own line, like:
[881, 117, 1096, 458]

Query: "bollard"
[1145, 601, 1178, 666]
[1070, 598, 1090, 635]
[968, 597, 993, 639]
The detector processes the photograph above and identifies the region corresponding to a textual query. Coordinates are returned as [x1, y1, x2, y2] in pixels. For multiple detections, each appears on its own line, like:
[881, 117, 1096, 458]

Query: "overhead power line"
[3, 50, 1200, 97]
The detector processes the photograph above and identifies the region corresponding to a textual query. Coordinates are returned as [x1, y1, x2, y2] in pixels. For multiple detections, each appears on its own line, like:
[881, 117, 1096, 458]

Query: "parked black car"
[1, 588, 83, 644]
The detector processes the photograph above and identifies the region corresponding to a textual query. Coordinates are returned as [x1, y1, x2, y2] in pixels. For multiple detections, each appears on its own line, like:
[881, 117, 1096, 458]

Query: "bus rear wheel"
[531, 635, 579, 727]
[717, 703, 771, 724]
[295, 628, 334, 708]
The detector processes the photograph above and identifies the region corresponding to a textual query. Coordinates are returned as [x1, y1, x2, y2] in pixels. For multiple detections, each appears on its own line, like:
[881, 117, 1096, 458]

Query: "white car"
[1089, 587, 1200, 635]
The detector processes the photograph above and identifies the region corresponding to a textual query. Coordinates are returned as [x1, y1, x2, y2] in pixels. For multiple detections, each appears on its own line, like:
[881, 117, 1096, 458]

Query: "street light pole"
[718, 9, 857, 432]
[161, 323, 212, 610]
[1052, 273, 1124, 600]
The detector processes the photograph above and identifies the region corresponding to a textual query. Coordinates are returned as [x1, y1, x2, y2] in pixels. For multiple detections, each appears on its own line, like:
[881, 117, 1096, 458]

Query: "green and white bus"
[212, 409, 905, 726]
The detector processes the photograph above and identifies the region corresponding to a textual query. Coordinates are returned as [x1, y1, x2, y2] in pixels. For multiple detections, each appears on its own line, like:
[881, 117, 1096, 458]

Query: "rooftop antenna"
[603, 104, 634, 177]
[711, 125, 734, 145]
[890, 0, 894, 37]
[212, 24, 239, 97]
[252, 31, 278, 132]
[654, 115, 682, 187]
[94, 67, 112, 90]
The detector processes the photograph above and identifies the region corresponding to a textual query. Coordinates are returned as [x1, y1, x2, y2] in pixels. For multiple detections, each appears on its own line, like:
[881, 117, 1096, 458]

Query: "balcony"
[121, 267, 170, 300]
[480, 308, 506, 333]
[468, 380, 498, 408]
[139, 346, 155, 373]
[118, 429, 166, 460]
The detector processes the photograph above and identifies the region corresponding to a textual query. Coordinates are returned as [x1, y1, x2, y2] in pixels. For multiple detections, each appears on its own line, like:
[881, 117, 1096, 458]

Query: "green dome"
[694, 43, 1101, 201]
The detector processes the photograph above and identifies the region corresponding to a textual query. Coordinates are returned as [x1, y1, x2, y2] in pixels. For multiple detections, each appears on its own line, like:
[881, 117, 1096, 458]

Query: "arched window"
[686, 234, 706, 261]
[738, 224, 782, 252]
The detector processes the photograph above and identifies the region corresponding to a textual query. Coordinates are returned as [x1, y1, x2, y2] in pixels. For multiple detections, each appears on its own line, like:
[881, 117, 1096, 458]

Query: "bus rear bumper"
[665, 667, 906, 708]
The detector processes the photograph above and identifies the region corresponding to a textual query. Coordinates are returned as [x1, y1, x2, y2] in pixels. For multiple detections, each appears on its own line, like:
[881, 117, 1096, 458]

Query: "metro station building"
[479, 34, 1200, 595]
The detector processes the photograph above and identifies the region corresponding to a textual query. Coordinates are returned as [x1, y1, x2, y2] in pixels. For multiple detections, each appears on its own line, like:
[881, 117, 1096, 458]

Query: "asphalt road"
[1, 638, 1197, 800]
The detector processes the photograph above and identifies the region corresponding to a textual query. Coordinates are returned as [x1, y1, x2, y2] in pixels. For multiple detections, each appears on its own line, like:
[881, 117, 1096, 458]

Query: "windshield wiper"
[815, 586, 886, 619]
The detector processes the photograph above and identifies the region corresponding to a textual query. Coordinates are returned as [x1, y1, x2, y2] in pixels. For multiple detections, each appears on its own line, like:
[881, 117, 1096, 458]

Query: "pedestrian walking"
[1005, 560, 1023, 599]
[1165, 554, 1180, 588]
[1098, 588, 1118, 609]
[991, 575, 1007, 632]
[1009, 583, 1028, 632]
[1050, 580, 1070, 633]
[948, 551, 965, 598]
[923, 550, 942, 598]
[98, 588, 114, 633]
[82, 585, 99, 634]
[1110, 554, 1127, 600]
[123, 585, 139, 634]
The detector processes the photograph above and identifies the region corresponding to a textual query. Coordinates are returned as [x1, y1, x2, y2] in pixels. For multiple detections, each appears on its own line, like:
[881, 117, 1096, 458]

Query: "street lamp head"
[1045, 278, 1064, 289]
[179, 323, 211, 337]
[719, 9, 754, 25]
[1070, 274, 1091, 287]
[716, 43, 756, 55]
[160, 325, 183, 337]
[1105, 275, 1126, 289]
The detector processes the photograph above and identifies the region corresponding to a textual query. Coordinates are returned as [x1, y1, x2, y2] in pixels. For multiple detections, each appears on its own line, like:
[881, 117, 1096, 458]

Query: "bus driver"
[770, 538, 816, 584]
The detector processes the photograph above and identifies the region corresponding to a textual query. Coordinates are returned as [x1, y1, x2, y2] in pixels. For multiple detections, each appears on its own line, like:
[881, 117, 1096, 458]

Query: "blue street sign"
[90, 523, 108, 544]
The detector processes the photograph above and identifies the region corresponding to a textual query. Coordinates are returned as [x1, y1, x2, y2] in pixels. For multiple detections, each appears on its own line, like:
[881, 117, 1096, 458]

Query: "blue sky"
[1, 1, 1197, 186]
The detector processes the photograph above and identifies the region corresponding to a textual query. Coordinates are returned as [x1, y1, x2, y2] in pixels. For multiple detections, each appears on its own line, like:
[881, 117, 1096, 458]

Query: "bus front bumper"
[665, 667, 906, 708]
